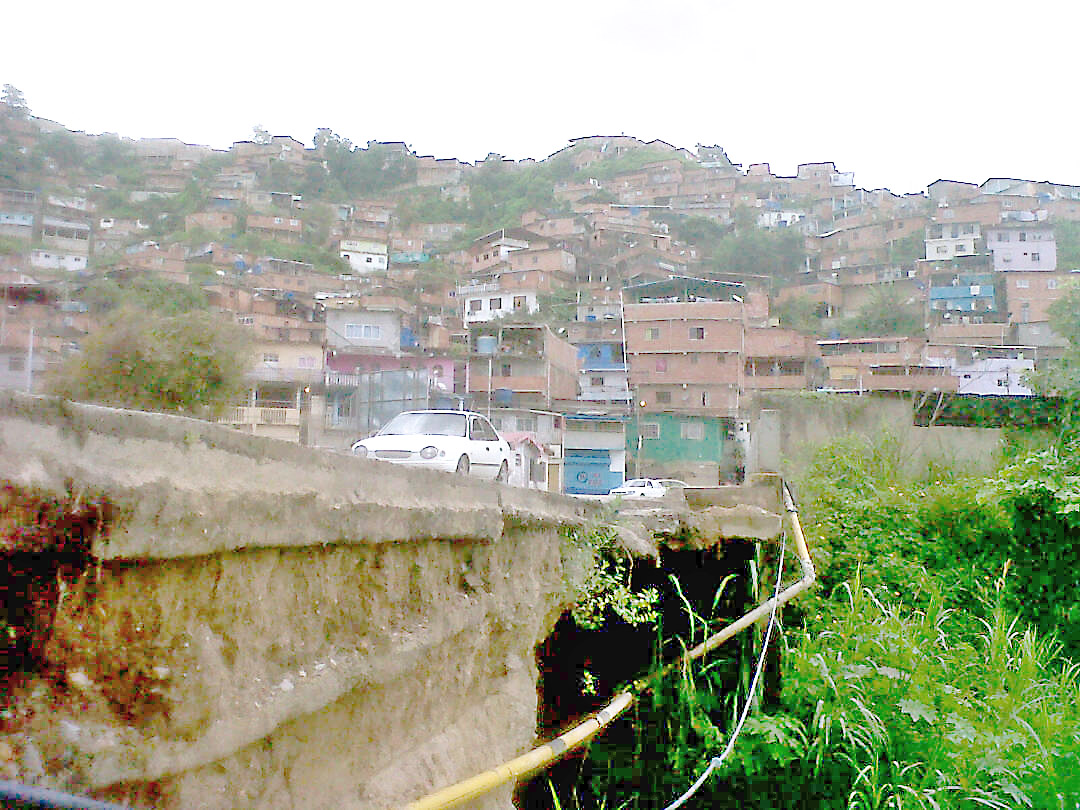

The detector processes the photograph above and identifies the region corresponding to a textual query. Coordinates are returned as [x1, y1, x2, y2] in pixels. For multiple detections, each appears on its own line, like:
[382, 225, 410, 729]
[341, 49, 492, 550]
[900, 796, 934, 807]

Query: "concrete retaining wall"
[752, 392, 1004, 479]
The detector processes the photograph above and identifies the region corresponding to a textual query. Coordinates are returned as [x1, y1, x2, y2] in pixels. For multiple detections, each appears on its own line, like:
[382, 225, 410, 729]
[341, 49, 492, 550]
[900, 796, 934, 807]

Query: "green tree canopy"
[1027, 280, 1080, 437]
[838, 285, 924, 338]
[49, 308, 252, 416]
[1054, 220, 1080, 270]
[1, 84, 29, 118]
[78, 276, 208, 316]
[772, 294, 825, 336]
[707, 225, 806, 284]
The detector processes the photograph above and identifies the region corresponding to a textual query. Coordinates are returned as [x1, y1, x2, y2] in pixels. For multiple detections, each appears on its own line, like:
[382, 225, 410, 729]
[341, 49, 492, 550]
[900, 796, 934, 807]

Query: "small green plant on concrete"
[568, 525, 659, 631]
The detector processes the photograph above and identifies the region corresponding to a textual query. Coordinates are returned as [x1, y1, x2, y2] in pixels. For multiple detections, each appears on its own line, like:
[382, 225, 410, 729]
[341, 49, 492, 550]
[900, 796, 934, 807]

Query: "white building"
[925, 344, 1035, 396]
[30, 250, 88, 272]
[925, 222, 981, 260]
[460, 285, 539, 325]
[955, 356, 1034, 396]
[339, 239, 388, 273]
[984, 224, 1056, 272]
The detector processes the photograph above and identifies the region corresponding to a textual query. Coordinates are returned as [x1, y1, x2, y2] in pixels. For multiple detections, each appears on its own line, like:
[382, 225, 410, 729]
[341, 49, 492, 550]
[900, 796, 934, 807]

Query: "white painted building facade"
[339, 240, 388, 273]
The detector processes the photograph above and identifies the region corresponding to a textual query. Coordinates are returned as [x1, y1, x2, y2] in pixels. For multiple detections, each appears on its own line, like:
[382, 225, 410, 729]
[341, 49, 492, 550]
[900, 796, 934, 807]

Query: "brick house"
[246, 214, 303, 243]
[817, 337, 955, 394]
[185, 211, 237, 233]
[466, 323, 578, 410]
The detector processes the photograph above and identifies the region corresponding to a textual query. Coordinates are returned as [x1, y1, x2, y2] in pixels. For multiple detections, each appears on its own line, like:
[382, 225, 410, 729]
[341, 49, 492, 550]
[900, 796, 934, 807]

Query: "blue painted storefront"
[564, 448, 620, 495]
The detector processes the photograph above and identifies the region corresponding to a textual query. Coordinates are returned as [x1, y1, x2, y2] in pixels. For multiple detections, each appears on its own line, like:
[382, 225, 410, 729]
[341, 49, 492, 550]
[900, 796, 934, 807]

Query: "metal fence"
[325, 369, 436, 436]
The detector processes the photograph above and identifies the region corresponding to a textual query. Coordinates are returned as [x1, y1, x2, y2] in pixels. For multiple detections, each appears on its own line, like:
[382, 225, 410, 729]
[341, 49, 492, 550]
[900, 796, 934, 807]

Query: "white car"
[351, 410, 512, 481]
[608, 478, 683, 499]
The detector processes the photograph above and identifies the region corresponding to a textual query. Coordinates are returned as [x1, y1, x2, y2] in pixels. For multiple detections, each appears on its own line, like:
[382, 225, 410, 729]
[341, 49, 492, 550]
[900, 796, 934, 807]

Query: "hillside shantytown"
[3, 84, 1077, 492]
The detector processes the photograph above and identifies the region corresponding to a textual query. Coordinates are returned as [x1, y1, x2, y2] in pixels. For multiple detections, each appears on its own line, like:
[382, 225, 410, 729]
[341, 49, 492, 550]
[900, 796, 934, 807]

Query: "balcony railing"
[245, 366, 324, 384]
[467, 374, 546, 394]
[217, 406, 300, 426]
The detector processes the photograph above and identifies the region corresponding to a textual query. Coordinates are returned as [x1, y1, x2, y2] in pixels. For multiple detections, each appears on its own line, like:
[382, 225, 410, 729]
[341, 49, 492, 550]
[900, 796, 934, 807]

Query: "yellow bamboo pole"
[402, 482, 815, 810]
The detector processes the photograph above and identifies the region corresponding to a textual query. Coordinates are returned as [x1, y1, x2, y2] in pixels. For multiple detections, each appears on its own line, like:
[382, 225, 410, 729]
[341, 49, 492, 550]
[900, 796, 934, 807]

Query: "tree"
[839, 285, 924, 338]
[48, 308, 253, 417]
[886, 230, 925, 263]
[708, 225, 806, 284]
[1, 84, 28, 118]
[1027, 280, 1080, 437]
[1053, 220, 1080, 271]
[772, 294, 825, 336]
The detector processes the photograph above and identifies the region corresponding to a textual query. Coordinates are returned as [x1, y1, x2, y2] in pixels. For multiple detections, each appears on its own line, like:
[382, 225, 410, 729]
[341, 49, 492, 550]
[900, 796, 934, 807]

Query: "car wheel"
[495, 460, 509, 483]
[455, 455, 470, 475]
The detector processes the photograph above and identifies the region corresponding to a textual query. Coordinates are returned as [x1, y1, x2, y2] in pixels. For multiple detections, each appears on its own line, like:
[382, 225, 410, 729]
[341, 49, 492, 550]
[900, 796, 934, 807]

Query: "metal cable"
[662, 531, 788, 810]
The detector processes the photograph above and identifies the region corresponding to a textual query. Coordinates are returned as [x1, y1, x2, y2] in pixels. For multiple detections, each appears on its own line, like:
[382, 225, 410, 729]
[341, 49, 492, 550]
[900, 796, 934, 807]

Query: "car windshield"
[378, 412, 467, 437]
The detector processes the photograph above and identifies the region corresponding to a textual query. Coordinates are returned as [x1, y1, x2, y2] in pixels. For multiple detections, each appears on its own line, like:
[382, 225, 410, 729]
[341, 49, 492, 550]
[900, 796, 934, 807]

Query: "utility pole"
[25, 323, 34, 392]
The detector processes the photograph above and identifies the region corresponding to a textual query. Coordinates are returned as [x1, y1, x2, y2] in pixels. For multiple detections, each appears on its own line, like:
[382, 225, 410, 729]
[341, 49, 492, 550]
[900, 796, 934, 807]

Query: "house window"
[591, 376, 604, 386]
[936, 246, 948, 255]
[1048, 278, 1058, 289]
[469, 299, 482, 312]
[998, 232, 1010, 242]
[518, 416, 538, 432]
[955, 244, 967, 253]
[345, 324, 381, 339]
[689, 327, 705, 340]
[1016, 279, 1029, 289]
[645, 327, 660, 340]
[680, 422, 704, 440]
[1019, 232, 1027, 242]
[1031, 252, 1040, 262]
[365, 256, 373, 263]
[656, 390, 672, 403]
[655, 358, 667, 372]
[237, 316, 254, 325]
[263, 353, 279, 364]
[298, 356, 315, 368]
[514, 295, 527, 310]
[501, 363, 511, 376]
[489, 298, 502, 310]
[641, 423, 660, 440]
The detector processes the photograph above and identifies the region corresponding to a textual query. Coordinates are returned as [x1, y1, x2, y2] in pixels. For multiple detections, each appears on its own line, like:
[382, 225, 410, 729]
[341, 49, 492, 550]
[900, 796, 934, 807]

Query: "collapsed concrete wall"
[0, 393, 596, 809]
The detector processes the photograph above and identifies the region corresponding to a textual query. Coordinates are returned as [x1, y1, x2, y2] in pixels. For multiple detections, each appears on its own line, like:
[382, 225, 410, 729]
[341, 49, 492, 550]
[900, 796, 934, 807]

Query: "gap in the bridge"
[518, 540, 758, 809]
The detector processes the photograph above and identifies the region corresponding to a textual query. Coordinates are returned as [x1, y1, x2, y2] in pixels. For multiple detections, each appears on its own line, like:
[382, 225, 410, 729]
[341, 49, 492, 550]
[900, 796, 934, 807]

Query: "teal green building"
[626, 412, 736, 484]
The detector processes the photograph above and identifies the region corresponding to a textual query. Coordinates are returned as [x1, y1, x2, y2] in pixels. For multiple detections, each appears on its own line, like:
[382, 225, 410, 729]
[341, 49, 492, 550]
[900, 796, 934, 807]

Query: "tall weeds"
[576, 432, 1080, 809]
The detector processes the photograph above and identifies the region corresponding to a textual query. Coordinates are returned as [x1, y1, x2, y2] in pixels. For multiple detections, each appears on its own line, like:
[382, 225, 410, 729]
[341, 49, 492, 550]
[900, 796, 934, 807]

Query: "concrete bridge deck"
[0, 393, 785, 809]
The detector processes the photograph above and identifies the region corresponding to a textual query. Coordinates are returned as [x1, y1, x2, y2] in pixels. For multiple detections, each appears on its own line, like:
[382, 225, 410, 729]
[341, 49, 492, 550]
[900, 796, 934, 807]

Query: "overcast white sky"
[5, 0, 1079, 195]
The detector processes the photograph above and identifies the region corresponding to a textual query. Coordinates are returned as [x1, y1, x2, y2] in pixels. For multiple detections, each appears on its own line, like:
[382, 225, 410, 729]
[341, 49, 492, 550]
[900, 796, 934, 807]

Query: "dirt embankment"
[0, 394, 593, 809]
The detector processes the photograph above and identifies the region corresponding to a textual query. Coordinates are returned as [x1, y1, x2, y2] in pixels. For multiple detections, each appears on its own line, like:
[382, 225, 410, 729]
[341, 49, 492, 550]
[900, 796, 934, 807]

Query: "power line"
[662, 532, 788, 810]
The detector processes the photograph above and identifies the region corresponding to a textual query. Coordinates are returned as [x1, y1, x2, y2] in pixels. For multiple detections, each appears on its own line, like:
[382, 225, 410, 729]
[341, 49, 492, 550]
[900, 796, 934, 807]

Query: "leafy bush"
[48, 307, 252, 416]
[585, 433, 1080, 808]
